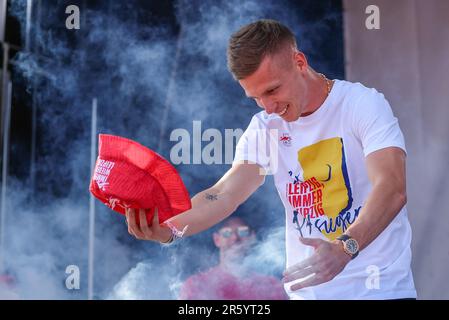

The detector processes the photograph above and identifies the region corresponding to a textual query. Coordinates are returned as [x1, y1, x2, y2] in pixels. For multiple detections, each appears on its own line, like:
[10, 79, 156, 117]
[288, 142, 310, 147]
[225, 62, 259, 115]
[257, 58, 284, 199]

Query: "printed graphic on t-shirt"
[287, 137, 361, 240]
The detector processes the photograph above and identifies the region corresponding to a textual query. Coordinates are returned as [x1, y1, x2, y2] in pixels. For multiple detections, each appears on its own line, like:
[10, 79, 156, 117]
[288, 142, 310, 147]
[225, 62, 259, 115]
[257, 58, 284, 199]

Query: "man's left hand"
[282, 237, 352, 291]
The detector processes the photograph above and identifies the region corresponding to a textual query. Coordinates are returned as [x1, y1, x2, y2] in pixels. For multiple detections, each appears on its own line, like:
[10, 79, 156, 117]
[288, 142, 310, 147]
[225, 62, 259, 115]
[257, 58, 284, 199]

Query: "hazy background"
[1, 0, 447, 300]
[0, 0, 343, 299]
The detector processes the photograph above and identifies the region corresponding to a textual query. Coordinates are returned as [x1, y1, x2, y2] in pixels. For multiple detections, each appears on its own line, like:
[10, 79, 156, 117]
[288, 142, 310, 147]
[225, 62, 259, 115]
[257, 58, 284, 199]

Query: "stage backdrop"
[343, 0, 449, 299]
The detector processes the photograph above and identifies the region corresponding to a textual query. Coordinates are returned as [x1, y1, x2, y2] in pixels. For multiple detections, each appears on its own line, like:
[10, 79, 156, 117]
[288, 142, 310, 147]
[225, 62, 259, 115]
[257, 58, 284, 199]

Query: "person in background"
[178, 216, 287, 300]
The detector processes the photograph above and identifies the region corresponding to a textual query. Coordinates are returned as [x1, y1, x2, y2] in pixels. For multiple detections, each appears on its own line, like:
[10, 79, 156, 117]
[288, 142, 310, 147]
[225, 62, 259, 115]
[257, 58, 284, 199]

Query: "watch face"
[345, 239, 359, 255]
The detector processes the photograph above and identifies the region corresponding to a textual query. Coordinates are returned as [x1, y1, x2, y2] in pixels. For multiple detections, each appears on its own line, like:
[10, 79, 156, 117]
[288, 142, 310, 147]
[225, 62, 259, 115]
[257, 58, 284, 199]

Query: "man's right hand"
[125, 207, 172, 243]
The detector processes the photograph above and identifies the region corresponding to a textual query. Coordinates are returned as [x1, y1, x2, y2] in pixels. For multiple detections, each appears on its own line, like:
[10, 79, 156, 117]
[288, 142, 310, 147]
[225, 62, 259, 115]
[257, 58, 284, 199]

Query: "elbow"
[376, 180, 407, 211]
[376, 177, 407, 209]
[397, 190, 407, 209]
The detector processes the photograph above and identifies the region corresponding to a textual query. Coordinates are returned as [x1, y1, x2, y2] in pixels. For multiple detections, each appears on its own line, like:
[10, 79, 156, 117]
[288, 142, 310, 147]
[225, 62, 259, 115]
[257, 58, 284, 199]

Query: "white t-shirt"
[233, 79, 417, 300]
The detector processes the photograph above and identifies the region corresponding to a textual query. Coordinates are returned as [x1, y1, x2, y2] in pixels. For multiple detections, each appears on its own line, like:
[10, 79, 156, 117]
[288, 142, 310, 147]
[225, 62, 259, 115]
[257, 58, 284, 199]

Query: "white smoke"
[4, 0, 341, 299]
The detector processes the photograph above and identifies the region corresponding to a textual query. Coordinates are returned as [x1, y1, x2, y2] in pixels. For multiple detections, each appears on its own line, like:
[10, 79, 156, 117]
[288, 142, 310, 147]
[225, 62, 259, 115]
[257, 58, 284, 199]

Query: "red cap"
[89, 134, 191, 227]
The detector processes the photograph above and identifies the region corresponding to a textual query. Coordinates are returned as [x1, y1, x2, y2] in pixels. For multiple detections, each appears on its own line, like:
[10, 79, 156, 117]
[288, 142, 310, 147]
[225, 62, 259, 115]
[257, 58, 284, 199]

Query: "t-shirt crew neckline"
[291, 78, 340, 126]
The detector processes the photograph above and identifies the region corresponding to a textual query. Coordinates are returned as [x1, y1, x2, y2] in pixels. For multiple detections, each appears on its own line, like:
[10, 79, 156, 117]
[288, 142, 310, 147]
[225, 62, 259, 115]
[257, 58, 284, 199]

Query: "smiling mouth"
[278, 104, 289, 116]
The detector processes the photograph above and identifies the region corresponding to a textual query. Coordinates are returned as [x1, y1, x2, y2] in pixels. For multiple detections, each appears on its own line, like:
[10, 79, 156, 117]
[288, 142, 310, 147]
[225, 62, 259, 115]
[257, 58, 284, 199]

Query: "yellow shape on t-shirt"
[298, 137, 352, 240]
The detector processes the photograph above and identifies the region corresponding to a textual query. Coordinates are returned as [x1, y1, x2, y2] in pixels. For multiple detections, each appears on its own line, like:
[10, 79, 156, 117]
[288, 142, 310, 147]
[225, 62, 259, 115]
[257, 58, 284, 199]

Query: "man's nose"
[260, 98, 278, 114]
[228, 232, 242, 243]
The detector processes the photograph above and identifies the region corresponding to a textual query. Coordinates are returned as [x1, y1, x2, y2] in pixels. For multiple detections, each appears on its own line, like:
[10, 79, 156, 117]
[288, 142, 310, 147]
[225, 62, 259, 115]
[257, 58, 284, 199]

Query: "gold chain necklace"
[319, 73, 331, 96]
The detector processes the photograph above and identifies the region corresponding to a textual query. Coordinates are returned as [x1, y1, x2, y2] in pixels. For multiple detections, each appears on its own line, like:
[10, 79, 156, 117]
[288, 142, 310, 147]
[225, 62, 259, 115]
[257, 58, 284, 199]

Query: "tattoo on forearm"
[205, 193, 218, 201]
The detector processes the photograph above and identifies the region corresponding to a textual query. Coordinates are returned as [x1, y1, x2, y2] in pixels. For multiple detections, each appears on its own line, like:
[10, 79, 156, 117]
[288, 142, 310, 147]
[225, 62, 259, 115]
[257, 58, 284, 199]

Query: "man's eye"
[267, 87, 279, 95]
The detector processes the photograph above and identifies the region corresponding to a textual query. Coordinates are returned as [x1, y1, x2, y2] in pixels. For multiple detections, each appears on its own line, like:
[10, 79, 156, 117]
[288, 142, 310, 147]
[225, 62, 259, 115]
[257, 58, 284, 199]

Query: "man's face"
[238, 47, 307, 122]
[213, 220, 255, 257]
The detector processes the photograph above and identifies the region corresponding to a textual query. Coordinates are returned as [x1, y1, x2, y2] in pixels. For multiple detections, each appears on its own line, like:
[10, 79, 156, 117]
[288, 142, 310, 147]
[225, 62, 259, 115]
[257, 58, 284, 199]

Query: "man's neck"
[301, 70, 334, 117]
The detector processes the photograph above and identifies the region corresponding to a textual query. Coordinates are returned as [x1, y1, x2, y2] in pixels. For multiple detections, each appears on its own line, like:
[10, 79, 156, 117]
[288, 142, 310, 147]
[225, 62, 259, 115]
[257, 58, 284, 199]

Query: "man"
[178, 217, 286, 300]
[126, 19, 417, 299]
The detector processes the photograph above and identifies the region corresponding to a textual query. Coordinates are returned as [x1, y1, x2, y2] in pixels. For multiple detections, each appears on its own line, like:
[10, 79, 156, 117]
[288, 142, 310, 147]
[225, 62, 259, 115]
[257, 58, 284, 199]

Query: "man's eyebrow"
[246, 84, 280, 99]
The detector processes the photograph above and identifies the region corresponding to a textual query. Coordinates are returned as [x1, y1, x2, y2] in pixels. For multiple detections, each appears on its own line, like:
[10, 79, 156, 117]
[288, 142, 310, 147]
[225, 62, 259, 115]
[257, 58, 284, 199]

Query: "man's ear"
[294, 51, 308, 71]
[213, 232, 221, 248]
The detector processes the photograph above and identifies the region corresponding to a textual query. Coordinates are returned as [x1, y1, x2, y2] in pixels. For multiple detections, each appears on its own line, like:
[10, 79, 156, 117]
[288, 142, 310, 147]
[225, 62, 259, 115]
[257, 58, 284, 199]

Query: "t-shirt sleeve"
[351, 87, 406, 157]
[233, 114, 276, 174]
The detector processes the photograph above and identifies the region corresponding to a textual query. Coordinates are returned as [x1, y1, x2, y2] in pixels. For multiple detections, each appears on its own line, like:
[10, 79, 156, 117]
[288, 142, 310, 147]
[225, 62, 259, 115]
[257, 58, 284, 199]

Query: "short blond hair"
[227, 19, 297, 80]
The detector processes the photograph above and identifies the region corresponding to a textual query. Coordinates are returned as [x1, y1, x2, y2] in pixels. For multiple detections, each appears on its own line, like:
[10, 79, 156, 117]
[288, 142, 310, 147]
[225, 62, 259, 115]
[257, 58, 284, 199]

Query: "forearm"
[164, 186, 239, 237]
[345, 183, 406, 251]
[161, 163, 264, 239]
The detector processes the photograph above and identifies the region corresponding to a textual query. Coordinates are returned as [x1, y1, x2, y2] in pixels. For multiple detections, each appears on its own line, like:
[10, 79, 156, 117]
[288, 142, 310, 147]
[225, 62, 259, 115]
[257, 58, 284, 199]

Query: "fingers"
[282, 266, 315, 284]
[283, 257, 326, 291]
[284, 239, 346, 291]
[153, 207, 173, 243]
[126, 207, 169, 242]
[126, 208, 146, 239]
[299, 237, 325, 249]
[139, 208, 153, 239]
[152, 207, 160, 226]
[282, 237, 323, 275]
[283, 255, 316, 276]
[290, 274, 324, 291]
[125, 209, 135, 236]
